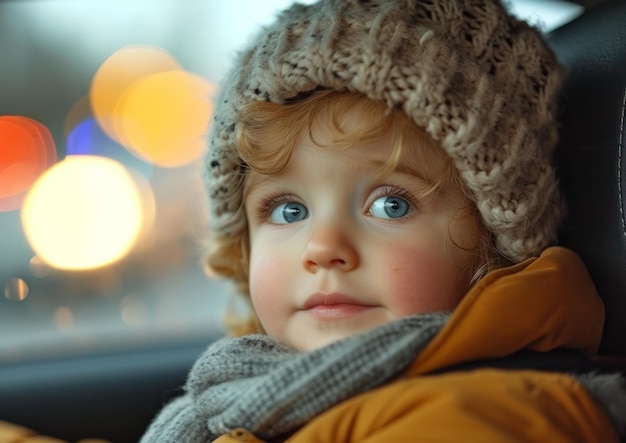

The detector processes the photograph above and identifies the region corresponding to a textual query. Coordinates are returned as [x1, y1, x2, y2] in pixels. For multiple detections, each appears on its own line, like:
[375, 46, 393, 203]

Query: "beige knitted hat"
[205, 0, 565, 262]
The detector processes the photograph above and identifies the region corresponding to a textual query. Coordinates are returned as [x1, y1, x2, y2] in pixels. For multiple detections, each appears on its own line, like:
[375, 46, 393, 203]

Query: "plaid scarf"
[141, 313, 448, 443]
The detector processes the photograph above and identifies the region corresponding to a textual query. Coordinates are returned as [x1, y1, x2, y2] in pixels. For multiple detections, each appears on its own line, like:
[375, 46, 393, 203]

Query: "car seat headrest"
[548, 0, 626, 356]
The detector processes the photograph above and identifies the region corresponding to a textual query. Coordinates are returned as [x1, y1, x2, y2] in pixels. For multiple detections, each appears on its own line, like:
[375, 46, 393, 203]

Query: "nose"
[302, 223, 360, 273]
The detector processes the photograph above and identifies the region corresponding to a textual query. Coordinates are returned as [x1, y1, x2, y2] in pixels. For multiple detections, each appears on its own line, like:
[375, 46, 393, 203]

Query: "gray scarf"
[140, 313, 449, 443]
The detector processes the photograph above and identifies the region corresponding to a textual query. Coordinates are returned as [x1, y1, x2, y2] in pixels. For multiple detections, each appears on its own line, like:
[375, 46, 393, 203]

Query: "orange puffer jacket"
[215, 247, 621, 443]
[0, 419, 111, 443]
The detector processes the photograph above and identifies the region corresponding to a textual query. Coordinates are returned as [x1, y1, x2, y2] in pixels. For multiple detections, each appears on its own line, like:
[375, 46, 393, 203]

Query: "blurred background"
[0, 0, 584, 365]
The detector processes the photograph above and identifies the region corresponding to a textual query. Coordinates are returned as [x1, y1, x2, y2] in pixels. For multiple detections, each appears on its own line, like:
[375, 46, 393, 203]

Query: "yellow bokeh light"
[113, 70, 213, 167]
[89, 46, 181, 144]
[89, 45, 214, 168]
[21, 156, 154, 271]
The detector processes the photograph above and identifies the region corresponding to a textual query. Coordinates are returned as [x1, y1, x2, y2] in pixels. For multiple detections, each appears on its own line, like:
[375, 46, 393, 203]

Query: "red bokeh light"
[0, 116, 57, 211]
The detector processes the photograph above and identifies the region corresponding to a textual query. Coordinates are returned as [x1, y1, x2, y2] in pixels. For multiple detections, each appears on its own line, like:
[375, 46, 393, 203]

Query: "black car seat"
[548, 0, 626, 363]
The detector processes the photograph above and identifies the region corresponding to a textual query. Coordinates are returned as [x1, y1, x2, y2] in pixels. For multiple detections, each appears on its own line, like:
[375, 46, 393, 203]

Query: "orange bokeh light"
[0, 116, 56, 211]
[113, 70, 213, 167]
[89, 46, 213, 168]
[89, 46, 181, 144]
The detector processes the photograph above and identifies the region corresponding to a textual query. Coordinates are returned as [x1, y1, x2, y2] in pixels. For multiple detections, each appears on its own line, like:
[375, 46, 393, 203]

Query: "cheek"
[377, 244, 467, 315]
[248, 246, 288, 332]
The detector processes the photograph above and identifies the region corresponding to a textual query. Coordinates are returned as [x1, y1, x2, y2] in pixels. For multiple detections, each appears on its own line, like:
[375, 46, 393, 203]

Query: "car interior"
[0, 0, 625, 442]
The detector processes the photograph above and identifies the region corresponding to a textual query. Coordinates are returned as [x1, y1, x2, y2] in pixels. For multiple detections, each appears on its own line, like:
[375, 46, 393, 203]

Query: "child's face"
[244, 122, 479, 351]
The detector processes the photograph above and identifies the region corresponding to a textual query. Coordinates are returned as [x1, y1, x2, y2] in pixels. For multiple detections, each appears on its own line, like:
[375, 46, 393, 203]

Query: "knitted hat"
[205, 0, 565, 262]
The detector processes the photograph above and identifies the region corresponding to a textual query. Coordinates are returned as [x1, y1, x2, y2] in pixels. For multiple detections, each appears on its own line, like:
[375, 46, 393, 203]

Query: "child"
[141, 0, 626, 441]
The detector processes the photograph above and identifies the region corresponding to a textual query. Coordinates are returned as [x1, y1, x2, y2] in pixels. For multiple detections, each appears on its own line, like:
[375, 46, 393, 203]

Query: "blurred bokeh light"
[54, 306, 74, 331]
[0, 116, 57, 212]
[28, 255, 52, 279]
[3, 278, 29, 302]
[112, 70, 213, 167]
[89, 46, 213, 168]
[21, 156, 155, 271]
[66, 114, 153, 178]
[89, 46, 181, 143]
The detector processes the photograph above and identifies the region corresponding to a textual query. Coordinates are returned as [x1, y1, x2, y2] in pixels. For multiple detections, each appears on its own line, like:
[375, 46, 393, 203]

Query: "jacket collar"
[406, 247, 605, 376]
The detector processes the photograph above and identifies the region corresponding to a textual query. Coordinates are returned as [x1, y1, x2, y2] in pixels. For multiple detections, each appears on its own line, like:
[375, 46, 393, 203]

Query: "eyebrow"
[243, 158, 437, 201]
[364, 159, 433, 184]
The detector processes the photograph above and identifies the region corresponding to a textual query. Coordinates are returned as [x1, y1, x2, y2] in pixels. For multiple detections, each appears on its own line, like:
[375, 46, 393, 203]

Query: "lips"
[301, 293, 375, 320]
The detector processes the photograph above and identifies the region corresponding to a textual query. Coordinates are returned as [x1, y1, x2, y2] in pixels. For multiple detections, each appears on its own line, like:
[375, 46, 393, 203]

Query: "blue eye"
[270, 202, 309, 224]
[369, 196, 411, 219]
